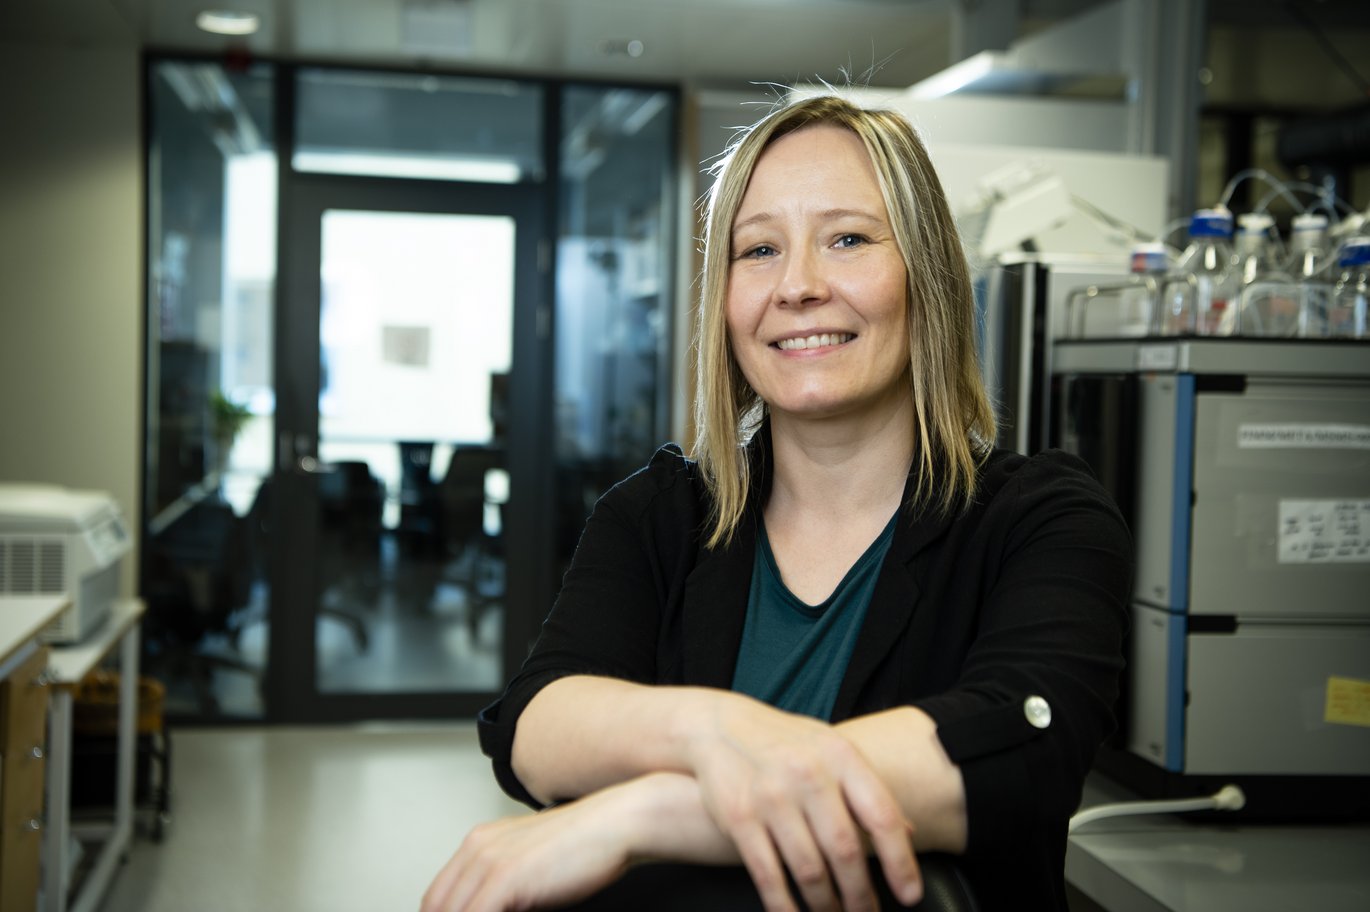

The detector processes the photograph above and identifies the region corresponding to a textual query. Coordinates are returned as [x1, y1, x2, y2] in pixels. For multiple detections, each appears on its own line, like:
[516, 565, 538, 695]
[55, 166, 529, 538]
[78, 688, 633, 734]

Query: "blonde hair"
[692, 94, 996, 549]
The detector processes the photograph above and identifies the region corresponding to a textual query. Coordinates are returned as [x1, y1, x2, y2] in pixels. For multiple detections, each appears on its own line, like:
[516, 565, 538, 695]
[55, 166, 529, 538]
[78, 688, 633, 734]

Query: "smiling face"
[725, 124, 911, 427]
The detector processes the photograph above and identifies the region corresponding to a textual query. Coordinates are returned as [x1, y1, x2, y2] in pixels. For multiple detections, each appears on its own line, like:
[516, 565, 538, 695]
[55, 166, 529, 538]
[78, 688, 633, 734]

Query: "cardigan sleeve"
[911, 450, 1132, 860]
[477, 445, 693, 806]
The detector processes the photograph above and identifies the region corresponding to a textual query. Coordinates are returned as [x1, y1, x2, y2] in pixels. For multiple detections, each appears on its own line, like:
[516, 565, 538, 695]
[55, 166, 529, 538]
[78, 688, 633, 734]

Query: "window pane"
[145, 61, 276, 719]
[554, 86, 677, 572]
[294, 69, 543, 183]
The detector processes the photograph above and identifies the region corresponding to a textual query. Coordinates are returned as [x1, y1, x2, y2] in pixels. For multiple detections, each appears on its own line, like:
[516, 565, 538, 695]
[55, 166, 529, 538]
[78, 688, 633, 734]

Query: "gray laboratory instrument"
[1052, 338, 1370, 820]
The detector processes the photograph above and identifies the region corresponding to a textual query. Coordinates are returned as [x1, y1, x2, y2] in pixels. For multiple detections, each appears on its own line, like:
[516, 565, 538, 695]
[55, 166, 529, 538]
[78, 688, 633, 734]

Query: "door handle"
[280, 432, 334, 476]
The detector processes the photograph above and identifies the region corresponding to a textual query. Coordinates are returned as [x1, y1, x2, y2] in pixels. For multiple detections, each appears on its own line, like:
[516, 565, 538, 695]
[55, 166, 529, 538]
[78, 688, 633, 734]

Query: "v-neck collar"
[679, 426, 961, 715]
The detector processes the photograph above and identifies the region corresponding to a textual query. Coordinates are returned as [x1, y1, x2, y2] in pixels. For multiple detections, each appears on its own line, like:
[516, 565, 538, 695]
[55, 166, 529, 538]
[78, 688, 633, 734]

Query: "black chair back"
[557, 854, 978, 911]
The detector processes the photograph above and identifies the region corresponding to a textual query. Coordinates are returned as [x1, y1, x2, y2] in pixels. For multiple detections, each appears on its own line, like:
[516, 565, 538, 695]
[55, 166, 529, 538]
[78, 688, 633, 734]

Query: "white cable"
[1069, 194, 1155, 246]
[1220, 168, 1317, 215]
[1161, 217, 1192, 249]
[1220, 168, 1277, 208]
[1252, 182, 1311, 216]
[1275, 182, 1358, 217]
[1068, 785, 1246, 833]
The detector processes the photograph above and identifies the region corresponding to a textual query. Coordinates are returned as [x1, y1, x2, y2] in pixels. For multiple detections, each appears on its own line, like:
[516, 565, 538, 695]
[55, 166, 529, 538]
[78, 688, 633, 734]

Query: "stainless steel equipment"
[979, 252, 1130, 454]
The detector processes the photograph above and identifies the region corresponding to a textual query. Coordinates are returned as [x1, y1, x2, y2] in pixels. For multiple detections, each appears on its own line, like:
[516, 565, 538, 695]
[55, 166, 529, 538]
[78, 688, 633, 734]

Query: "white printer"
[0, 484, 131, 643]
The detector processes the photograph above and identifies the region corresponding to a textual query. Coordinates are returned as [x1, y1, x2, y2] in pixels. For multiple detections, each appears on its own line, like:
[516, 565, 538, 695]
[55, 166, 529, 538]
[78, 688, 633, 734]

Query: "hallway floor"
[94, 723, 526, 912]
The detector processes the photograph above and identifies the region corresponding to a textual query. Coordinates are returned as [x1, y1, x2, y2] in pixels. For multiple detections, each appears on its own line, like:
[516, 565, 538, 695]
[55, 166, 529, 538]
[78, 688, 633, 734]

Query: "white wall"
[0, 41, 143, 595]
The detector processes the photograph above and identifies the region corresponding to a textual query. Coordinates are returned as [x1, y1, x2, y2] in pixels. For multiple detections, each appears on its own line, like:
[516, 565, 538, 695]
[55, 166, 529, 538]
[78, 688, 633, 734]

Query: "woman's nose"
[775, 247, 829, 308]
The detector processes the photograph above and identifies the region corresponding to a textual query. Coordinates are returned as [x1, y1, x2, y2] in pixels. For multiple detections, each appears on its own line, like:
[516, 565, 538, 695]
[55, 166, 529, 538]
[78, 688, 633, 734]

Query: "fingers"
[422, 794, 640, 912]
[729, 763, 881, 912]
[839, 769, 922, 908]
[785, 737, 919, 910]
[694, 703, 922, 911]
[801, 787, 880, 912]
[729, 815, 801, 912]
[767, 806, 847, 912]
[421, 825, 497, 912]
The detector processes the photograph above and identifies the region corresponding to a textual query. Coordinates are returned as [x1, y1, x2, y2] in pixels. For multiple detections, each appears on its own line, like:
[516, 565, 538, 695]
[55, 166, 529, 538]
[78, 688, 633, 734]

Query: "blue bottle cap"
[1338, 238, 1370, 267]
[1189, 208, 1233, 238]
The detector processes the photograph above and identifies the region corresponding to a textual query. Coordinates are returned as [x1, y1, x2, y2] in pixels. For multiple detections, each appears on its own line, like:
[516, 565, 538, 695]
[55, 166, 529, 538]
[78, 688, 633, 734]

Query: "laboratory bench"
[0, 596, 66, 911]
[1067, 772, 1370, 911]
[0, 595, 145, 912]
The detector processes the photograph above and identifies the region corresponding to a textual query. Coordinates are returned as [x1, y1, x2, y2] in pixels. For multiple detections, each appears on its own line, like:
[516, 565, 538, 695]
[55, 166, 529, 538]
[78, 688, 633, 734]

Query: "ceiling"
[5, 0, 1364, 102]
[4, 0, 957, 89]
[5, 0, 1369, 98]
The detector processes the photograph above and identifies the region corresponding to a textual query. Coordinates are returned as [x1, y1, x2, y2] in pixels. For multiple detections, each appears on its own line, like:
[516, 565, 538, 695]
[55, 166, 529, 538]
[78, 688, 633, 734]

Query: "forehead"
[734, 124, 884, 218]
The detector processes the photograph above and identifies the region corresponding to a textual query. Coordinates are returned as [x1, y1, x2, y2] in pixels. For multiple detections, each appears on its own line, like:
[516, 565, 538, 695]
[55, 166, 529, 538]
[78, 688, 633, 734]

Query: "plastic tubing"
[1160, 217, 1193, 251]
[1257, 181, 1357, 219]
[1250, 181, 1310, 215]
[1219, 168, 1301, 211]
[1068, 785, 1247, 833]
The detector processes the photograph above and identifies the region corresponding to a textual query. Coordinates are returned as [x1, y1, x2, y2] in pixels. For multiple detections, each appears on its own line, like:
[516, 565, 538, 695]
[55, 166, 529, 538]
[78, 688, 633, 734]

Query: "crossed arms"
[422, 677, 965, 912]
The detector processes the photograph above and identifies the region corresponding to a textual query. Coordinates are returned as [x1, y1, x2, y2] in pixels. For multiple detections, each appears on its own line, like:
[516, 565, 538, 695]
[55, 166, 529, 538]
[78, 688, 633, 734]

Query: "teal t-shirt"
[729, 511, 898, 720]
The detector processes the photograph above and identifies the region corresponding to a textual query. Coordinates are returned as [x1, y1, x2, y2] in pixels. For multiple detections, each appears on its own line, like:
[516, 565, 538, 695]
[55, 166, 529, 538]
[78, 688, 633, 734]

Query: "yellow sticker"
[1325, 677, 1370, 728]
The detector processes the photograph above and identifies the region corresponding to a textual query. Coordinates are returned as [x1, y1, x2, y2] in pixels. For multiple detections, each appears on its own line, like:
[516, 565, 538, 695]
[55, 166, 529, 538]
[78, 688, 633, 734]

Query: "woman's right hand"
[685, 694, 922, 912]
[421, 783, 641, 912]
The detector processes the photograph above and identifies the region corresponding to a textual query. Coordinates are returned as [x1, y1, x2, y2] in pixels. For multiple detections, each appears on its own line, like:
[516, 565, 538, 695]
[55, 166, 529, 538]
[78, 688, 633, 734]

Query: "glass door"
[272, 175, 549, 721]
[142, 63, 677, 724]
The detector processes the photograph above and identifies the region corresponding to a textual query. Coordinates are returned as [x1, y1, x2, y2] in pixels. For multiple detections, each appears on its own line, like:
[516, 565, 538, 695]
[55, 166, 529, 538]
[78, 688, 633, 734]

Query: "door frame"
[270, 171, 552, 723]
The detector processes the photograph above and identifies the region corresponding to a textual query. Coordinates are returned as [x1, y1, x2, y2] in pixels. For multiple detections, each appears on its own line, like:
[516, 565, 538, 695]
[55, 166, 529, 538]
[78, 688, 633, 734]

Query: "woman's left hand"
[420, 789, 635, 912]
[685, 694, 921, 912]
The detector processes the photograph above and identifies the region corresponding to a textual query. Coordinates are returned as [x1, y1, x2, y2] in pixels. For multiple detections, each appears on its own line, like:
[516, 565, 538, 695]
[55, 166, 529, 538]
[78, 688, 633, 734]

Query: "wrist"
[667, 686, 740, 771]
[609, 772, 738, 866]
[837, 707, 968, 852]
[621, 772, 690, 860]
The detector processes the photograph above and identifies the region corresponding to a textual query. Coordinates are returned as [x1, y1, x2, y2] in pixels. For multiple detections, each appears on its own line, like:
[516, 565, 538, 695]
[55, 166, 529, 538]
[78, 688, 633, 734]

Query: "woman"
[423, 95, 1131, 912]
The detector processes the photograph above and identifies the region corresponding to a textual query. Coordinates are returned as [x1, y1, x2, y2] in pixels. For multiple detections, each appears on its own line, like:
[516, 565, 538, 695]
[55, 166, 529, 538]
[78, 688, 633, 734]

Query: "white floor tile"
[95, 723, 528, 912]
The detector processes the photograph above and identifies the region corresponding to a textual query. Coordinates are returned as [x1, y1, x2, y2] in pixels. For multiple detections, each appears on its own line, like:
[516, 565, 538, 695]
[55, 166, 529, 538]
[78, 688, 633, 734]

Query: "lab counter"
[1067, 773, 1370, 911]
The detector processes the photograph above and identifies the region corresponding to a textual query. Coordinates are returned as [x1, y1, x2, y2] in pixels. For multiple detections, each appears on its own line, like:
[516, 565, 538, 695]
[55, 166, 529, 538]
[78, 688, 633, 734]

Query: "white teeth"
[777, 333, 853, 351]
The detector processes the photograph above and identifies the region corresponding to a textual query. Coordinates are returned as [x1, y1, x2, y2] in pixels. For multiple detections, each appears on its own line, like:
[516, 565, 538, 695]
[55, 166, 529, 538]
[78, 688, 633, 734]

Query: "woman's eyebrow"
[817, 208, 884, 224]
[731, 211, 775, 236]
[731, 208, 883, 236]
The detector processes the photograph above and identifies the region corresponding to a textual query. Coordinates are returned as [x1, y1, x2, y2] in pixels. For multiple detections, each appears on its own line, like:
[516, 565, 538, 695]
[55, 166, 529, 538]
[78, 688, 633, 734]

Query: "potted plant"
[209, 390, 252, 471]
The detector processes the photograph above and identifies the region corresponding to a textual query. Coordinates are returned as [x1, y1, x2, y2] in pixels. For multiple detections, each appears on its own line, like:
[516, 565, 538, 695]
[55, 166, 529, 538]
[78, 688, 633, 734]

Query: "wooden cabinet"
[0, 646, 50, 912]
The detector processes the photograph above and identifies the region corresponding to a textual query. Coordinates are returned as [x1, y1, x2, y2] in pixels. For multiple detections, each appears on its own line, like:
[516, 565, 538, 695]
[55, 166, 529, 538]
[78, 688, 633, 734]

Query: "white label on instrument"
[1136, 345, 1177, 370]
[1278, 500, 1370, 564]
[1239, 424, 1370, 450]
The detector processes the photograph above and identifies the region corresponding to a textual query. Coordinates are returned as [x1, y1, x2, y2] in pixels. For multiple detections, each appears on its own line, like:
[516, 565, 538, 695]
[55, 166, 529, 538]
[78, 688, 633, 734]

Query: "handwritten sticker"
[1278, 500, 1370, 564]
[1325, 677, 1370, 728]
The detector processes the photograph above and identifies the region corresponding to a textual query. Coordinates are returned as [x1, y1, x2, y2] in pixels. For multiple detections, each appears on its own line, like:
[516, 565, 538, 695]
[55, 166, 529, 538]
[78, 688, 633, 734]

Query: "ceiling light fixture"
[196, 10, 261, 36]
[293, 151, 522, 184]
[907, 51, 998, 99]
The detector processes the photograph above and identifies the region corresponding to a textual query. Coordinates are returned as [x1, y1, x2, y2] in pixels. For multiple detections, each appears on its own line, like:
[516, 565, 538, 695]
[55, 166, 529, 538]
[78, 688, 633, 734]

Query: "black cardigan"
[479, 439, 1132, 910]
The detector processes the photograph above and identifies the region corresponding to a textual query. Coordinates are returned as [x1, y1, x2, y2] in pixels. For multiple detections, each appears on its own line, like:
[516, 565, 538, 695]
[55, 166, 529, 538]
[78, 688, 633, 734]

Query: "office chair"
[309, 464, 379, 650]
[915, 855, 981, 912]
[245, 472, 373, 653]
[143, 497, 261, 716]
[396, 441, 444, 558]
[557, 854, 979, 911]
[436, 445, 505, 639]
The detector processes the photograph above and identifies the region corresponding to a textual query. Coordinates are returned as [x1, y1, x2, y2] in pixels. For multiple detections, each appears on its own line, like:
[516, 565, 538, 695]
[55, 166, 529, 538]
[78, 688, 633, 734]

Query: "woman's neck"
[765, 398, 916, 525]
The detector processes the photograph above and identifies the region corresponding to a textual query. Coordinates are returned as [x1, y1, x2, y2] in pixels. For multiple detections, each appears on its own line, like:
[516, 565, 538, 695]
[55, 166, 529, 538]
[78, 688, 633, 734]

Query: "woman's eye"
[835, 234, 867, 249]
[738, 244, 776, 259]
